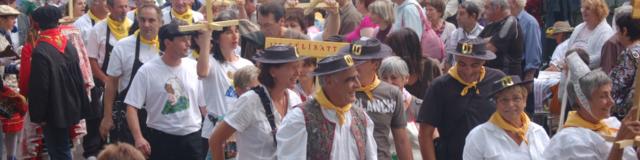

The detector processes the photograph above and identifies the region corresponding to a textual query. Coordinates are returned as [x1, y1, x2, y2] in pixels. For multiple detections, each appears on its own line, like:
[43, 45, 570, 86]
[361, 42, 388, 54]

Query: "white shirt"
[563, 21, 614, 68]
[73, 13, 102, 45]
[463, 121, 550, 160]
[224, 88, 302, 160]
[124, 57, 205, 136]
[126, 10, 136, 23]
[440, 21, 456, 45]
[543, 117, 637, 160]
[106, 35, 160, 92]
[86, 20, 119, 67]
[549, 40, 569, 67]
[201, 55, 253, 138]
[276, 106, 378, 160]
[161, 7, 204, 25]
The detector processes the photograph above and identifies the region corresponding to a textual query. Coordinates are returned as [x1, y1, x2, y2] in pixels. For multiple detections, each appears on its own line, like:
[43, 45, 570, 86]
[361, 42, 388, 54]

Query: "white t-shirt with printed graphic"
[201, 54, 254, 138]
[124, 57, 205, 136]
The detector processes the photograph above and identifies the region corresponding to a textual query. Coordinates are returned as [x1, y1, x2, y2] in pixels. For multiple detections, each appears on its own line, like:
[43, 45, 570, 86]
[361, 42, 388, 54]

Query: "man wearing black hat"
[28, 6, 90, 160]
[276, 54, 377, 159]
[344, 38, 412, 160]
[124, 20, 210, 159]
[417, 38, 506, 160]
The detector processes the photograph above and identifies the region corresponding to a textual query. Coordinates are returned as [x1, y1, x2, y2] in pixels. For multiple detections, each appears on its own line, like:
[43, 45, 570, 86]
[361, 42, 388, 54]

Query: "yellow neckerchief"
[171, 8, 193, 25]
[134, 30, 159, 51]
[489, 112, 530, 144]
[106, 17, 132, 40]
[564, 111, 614, 136]
[315, 88, 352, 125]
[448, 65, 486, 96]
[191, 50, 200, 60]
[356, 75, 381, 100]
[88, 10, 105, 23]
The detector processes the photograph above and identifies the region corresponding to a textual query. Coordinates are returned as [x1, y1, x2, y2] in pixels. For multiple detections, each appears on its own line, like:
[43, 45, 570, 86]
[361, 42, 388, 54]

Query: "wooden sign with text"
[265, 37, 349, 57]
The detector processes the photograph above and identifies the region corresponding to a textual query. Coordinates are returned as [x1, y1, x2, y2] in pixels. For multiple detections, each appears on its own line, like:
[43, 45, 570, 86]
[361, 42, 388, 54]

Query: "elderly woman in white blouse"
[557, 0, 613, 68]
[463, 75, 549, 160]
[543, 53, 637, 160]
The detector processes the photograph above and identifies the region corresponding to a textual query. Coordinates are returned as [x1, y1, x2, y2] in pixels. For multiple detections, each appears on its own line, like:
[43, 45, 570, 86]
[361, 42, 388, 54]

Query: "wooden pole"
[206, 0, 212, 22]
[633, 0, 639, 19]
[69, 0, 74, 18]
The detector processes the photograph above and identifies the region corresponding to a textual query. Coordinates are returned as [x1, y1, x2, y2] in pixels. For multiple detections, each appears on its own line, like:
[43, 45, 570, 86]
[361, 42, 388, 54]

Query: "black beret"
[32, 6, 62, 29]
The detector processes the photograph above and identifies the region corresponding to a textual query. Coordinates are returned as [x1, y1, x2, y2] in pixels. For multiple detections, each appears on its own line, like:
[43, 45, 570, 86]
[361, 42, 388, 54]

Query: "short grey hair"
[460, 1, 482, 19]
[368, 0, 395, 24]
[378, 56, 409, 77]
[513, 0, 527, 8]
[487, 0, 510, 11]
[136, 3, 162, 20]
[567, 70, 612, 109]
[233, 66, 260, 90]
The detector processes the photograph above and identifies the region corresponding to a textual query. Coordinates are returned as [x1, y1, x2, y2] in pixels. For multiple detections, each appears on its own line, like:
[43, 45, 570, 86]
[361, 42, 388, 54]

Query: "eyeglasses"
[496, 96, 524, 104]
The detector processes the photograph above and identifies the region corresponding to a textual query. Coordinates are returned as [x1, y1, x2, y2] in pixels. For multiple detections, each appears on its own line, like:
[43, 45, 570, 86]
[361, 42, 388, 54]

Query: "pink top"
[345, 16, 378, 42]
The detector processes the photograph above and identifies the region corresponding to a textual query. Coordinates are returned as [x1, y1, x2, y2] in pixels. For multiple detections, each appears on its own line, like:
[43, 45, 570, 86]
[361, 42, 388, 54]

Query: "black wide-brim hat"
[312, 54, 365, 76]
[449, 38, 496, 61]
[338, 38, 393, 60]
[488, 75, 533, 97]
[253, 45, 307, 64]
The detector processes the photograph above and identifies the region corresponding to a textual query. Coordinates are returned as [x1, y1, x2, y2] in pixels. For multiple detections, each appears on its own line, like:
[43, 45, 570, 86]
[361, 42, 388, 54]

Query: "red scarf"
[37, 28, 68, 53]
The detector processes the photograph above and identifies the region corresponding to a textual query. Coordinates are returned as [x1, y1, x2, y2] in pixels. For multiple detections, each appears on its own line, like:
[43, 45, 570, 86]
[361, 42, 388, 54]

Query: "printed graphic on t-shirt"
[354, 98, 397, 113]
[225, 86, 237, 98]
[162, 77, 189, 114]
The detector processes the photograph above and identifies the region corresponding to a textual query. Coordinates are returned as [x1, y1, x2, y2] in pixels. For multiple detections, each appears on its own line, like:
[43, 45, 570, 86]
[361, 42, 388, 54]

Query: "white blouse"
[543, 117, 638, 160]
[463, 121, 550, 160]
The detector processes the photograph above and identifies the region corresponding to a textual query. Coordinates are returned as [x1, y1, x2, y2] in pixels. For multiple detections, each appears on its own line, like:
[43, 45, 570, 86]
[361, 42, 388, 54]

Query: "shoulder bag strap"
[252, 86, 278, 146]
[102, 27, 112, 72]
[117, 34, 143, 100]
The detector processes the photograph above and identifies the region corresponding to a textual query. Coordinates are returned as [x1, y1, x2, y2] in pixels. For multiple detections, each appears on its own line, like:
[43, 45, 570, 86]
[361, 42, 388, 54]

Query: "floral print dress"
[609, 44, 640, 119]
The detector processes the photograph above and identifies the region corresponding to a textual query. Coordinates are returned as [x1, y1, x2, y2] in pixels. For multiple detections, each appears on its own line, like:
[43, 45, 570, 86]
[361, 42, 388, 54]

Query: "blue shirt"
[391, 0, 423, 40]
[517, 11, 542, 71]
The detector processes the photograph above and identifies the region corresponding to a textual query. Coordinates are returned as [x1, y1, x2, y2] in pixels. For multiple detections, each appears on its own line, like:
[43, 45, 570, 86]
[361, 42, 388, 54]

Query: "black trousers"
[148, 128, 202, 160]
[82, 118, 104, 158]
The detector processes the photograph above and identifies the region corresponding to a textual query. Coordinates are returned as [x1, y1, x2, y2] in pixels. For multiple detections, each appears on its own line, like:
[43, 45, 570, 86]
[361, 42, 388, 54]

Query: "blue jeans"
[42, 125, 72, 160]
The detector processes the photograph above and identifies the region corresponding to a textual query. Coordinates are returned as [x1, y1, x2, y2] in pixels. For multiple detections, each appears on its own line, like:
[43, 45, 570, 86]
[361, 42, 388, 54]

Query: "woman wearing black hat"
[209, 45, 305, 160]
[463, 76, 549, 160]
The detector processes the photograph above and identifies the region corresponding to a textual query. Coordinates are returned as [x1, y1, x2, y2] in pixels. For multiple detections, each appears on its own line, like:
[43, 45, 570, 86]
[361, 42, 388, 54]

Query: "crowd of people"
[0, 0, 639, 159]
